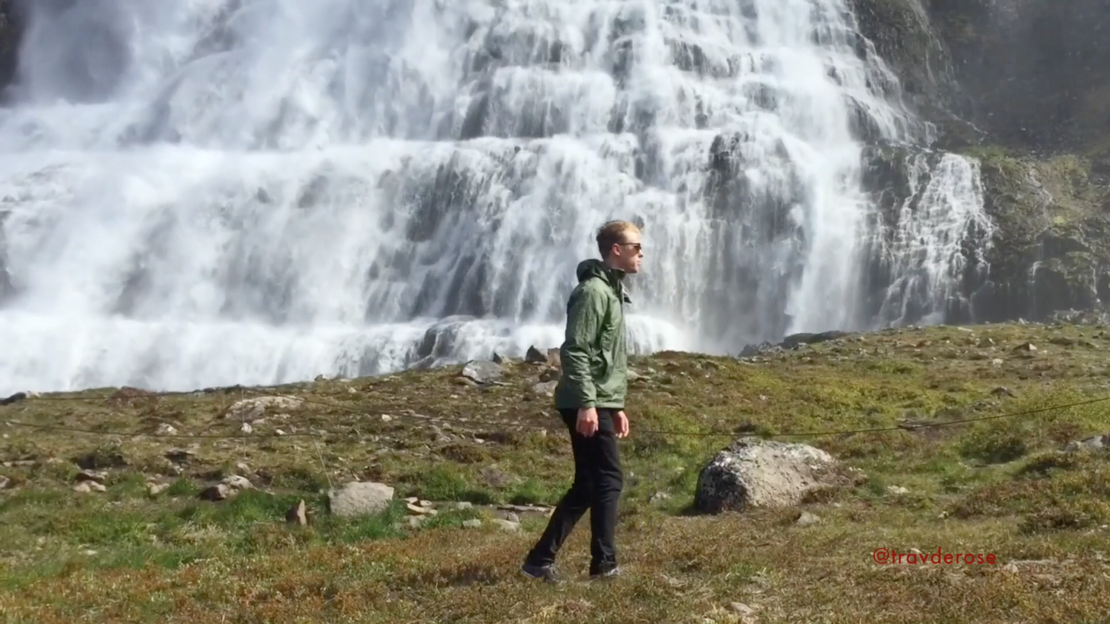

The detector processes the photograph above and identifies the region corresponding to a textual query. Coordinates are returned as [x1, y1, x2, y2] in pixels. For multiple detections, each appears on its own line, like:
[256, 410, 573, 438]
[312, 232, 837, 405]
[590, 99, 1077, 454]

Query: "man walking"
[521, 220, 644, 583]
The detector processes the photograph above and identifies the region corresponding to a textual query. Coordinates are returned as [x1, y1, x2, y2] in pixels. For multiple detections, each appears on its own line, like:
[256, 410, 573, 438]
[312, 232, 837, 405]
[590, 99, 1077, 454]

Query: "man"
[521, 220, 644, 583]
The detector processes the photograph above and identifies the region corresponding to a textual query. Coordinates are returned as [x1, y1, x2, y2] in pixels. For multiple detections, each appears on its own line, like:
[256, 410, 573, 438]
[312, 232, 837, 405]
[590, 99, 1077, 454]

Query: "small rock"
[460, 360, 503, 384]
[538, 367, 560, 382]
[165, 448, 195, 463]
[347, 386, 357, 394]
[406, 502, 438, 516]
[492, 352, 507, 364]
[795, 511, 821, 526]
[463, 519, 483, 528]
[649, 491, 671, 504]
[406, 515, 424, 528]
[0, 476, 9, 490]
[381, 414, 393, 422]
[226, 396, 304, 421]
[405, 496, 419, 504]
[156, 424, 178, 436]
[328, 481, 394, 518]
[198, 484, 231, 501]
[546, 348, 561, 368]
[74, 470, 108, 484]
[240, 422, 253, 434]
[492, 519, 521, 532]
[1013, 342, 1037, 352]
[147, 482, 170, 496]
[730, 602, 755, 616]
[991, 386, 1016, 398]
[286, 499, 308, 526]
[525, 346, 547, 364]
[73, 481, 106, 493]
[223, 475, 253, 490]
[236, 462, 250, 473]
[991, 358, 1004, 367]
[886, 485, 910, 496]
[450, 501, 474, 510]
[530, 380, 558, 398]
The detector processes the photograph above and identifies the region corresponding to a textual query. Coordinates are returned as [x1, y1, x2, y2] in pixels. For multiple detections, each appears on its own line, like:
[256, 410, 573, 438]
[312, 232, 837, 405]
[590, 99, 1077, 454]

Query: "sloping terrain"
[3, 322, 1110, 623]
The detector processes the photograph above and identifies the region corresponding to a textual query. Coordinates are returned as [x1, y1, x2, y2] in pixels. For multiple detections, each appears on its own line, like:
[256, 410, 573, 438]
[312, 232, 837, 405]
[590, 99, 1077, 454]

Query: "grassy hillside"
[3, 322, 1110, 623]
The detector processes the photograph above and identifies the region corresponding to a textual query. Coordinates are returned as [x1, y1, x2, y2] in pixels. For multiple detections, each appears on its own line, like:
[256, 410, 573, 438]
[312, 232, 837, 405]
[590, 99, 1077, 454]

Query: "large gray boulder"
[693, 438, 845, 514]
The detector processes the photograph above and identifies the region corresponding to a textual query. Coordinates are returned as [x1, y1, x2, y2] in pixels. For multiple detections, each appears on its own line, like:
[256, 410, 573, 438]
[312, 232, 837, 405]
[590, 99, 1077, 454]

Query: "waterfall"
[0, 0, 992, 394]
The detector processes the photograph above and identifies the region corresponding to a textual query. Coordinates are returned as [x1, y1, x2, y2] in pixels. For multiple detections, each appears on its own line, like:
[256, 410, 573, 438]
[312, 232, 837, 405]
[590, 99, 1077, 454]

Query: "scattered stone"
[463, 519, 483, 528]
[730, 602, 756, 616]
[525, 345, 547, 364]
[546, 348, 561, 368]
[530, 380, 558, 398]
[492, 352, 507, 364]
[992, 358, 1004, 366]
[223, 475, 253, 490]
[406, 502, 438, 516]
[886, 485, 910, 496]
[381, 414, 393, 422]
[693, 438, 847, 514]
[991, 386, 1016, 398]
[460, 360, 503, 384]
[147, 482, 170, 496]
[1013, 342, 1037, 352]
[0, 476, 9, 490]
[649, 491, 671, 504]
[406, 516, 425, 528]
[1065, 434, 1110, 452]
[328, 481, 394, 518]
[236, 462, 250, 473]
[286, 499, 308, 526]
[73, 481, 106, 494]
[448, 501, 474, 511]
[156, 423, 178, 436]
[74, 470, 107, 484]
[165, 448, 195, 464]
[239, 422, 253, 434]
[492, 518, 521, 532]
[795, 511, 821, 526]
[225, 396, 304, 421]
[198, 484, 231, 501]
[538, 367, 560, 382]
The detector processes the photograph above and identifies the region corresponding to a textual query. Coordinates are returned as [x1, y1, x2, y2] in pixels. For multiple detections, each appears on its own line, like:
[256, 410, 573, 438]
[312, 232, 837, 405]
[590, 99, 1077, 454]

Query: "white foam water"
[0, 0, 991, 395]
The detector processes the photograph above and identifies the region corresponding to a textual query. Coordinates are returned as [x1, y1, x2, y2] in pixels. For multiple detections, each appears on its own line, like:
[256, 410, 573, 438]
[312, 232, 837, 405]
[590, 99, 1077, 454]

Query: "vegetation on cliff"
[4, 323, 1110, 623]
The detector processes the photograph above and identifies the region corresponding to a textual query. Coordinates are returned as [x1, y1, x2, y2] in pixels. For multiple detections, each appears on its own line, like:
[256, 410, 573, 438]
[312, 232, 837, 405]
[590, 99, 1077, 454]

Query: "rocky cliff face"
[852, 0, 1110, 323]
[0, 0, 20, 99]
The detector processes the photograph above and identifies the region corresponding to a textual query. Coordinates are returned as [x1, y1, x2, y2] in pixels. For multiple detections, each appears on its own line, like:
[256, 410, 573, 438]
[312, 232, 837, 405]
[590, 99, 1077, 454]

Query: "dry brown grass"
[3, 321, 1110, 623]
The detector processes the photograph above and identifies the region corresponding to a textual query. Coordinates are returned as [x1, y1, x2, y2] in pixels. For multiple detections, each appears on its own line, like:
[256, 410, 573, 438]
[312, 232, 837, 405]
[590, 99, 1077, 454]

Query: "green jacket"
[553, 259, 629, 410]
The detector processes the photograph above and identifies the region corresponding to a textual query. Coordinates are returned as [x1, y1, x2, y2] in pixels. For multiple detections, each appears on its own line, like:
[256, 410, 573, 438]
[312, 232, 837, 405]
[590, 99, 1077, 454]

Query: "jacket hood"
[576, 258, 621, 283]
[575, 259, 630, 302]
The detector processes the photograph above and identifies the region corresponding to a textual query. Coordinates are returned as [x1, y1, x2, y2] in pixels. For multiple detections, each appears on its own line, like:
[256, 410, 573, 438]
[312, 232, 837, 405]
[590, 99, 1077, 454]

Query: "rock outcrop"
[693, 438, 849, 515]
[0, 0, 20, 97]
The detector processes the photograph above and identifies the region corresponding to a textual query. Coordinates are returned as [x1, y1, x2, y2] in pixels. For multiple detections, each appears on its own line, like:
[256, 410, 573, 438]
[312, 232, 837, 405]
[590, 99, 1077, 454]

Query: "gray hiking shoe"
[590, 565, 621, 580]
[521, 562, 563, 584]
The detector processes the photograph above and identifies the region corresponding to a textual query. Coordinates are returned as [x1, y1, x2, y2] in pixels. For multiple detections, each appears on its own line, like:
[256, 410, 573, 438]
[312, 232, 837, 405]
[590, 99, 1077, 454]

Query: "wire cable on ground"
[2, 386, 1109, 443]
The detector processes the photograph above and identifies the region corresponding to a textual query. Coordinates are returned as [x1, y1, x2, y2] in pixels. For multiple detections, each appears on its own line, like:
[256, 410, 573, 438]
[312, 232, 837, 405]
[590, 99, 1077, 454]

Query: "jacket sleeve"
[560, 283, 608, 408]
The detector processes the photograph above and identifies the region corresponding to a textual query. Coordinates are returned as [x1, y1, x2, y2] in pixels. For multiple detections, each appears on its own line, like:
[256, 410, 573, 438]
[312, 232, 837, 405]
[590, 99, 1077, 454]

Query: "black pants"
[525, 407, 624, 575]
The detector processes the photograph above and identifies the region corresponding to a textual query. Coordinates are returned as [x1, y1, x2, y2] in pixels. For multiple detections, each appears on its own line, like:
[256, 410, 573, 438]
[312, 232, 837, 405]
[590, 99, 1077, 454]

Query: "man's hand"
[615, 410, 629, 438]
[576, 407, 599, 437]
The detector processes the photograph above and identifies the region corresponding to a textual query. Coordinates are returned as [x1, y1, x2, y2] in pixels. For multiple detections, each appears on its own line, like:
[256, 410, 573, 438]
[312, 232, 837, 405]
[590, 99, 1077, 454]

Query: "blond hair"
[596, 220, 640, 258]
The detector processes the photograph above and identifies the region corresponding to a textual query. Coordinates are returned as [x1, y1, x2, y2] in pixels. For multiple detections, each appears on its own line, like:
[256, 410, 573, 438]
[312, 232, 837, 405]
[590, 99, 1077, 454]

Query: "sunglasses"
[618, 242, 643, 252]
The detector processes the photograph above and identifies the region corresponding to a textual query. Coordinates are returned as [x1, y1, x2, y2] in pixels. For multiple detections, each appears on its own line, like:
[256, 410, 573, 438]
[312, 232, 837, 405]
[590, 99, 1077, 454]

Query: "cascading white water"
[0, 0, 992, 395]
